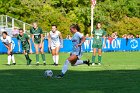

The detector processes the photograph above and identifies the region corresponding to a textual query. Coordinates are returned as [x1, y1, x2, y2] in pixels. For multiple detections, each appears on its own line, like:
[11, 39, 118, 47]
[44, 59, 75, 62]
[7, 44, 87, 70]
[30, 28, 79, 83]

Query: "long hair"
[70, 24, 80, 32]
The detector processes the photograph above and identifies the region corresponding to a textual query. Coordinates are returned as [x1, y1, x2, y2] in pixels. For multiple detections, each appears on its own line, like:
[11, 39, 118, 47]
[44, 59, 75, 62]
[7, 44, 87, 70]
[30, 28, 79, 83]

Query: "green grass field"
[0, 52, 140, 93]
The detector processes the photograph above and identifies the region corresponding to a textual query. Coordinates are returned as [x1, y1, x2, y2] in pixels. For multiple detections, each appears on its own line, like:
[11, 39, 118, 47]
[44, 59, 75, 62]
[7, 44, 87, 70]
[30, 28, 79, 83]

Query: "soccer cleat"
[43, 63, 46, 66]
[87, 59, 90, 66]
[92, 63, 95, 66]
[84, 59, 90, 66]
[36, 62, 39, 66]
[13, 63, 16, 65]
[55, 64, 58, 66]
[98, 63, 101, 65]
[6, 64, 10, 66]
[55, 74, 64, 78]
[28, 59, 32, 65]
[53, 63, 56, 65]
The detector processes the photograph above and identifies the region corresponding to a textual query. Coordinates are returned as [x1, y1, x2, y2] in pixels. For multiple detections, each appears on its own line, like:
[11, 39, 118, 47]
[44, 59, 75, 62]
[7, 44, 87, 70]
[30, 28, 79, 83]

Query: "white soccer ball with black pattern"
[44, 70, 53, 77]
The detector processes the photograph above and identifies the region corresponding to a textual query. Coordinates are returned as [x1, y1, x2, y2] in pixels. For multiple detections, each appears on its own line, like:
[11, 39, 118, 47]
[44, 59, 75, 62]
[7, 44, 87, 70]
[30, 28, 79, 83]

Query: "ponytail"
[70, 24, 80, 32]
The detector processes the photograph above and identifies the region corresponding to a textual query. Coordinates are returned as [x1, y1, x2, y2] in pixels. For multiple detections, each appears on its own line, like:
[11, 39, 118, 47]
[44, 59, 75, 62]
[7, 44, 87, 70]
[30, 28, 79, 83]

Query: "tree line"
[0, 0, 140, 37]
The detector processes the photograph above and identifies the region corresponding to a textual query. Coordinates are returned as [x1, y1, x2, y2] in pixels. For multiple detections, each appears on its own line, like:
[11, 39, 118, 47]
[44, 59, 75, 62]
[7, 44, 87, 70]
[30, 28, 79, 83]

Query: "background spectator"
[66, 34, 72, 40]
[12, 27, 19, 37]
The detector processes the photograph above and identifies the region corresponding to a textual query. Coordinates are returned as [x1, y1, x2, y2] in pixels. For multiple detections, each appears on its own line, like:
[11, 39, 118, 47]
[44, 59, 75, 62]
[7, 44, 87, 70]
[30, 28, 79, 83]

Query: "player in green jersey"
[17, 29, 32, 65]
[30, 22, 46, 66]
[92, 23, 106, 65]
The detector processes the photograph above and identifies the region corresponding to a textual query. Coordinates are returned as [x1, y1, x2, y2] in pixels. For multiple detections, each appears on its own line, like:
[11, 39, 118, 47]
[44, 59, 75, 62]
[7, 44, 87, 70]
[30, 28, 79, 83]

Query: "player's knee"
[40, 51, 44, 54]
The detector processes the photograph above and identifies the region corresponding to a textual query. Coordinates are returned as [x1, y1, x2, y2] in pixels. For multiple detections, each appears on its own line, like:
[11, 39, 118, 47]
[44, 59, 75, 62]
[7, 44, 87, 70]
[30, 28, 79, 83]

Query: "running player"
[92, 22, 106, 65]
[30, 22, 46, 65]
[56, 24, 90, 78]
[17, 29, 32, 65]
[1, 31, 16, 65]
[48, 25, 63, 66]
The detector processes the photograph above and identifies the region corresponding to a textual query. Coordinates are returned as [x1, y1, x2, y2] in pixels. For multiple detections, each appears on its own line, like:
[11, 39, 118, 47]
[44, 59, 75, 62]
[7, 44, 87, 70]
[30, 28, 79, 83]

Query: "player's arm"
[40, 34, 44, 44]
[59, 32, 63, 48]
[3, 43, 11, 50]
[40, 28, 44, 44]
[77, 35, 85, 47]
[31, 34, 34, 43]
[8, 37, 12, 52]
[79, 36, 85, 46]
[26, 34, 32, 53]
[30, 28, 34, 43]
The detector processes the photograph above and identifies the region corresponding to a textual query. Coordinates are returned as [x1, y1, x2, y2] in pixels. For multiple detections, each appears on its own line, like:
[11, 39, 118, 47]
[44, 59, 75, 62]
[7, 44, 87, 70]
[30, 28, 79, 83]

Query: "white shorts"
[51, 43, 60, 49]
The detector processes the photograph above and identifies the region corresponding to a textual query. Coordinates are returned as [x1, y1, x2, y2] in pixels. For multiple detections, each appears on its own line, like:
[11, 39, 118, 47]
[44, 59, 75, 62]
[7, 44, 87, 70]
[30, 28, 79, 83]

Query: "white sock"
[8, 55, 11, 64]
[55, 55, 59, 64]
[11, 55, 15, 63]
[61, 60, 70, 74]
[53, 55, 56, 63]
[74, 60, 84, 66]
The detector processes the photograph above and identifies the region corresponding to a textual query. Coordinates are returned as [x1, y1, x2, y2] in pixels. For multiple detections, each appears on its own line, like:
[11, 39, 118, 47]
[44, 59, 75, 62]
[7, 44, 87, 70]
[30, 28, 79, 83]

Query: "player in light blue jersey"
[56, 24, 90, 78]
[48, 25, 63, 66]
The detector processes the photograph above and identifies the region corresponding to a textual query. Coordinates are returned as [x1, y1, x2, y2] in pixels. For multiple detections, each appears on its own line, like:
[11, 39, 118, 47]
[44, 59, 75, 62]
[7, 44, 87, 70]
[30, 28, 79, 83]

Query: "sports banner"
[0, 38, 140, 53]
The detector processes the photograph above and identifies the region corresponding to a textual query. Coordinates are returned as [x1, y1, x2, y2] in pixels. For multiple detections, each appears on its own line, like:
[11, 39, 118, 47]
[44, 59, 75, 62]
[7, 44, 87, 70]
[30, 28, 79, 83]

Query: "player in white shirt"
[56, 24, 90, 78]
[1, 31, 16, 65]
[48, 25, 63, 66]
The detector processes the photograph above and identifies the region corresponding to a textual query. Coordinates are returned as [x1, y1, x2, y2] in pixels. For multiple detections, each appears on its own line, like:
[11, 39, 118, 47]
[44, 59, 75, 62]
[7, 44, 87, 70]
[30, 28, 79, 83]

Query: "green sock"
[25, 54, 30, 64]
[92, 56, 96, 63]
[36, 54, 39, 62]
[41, 54, 46, 62]
[98, 55, 102, 63]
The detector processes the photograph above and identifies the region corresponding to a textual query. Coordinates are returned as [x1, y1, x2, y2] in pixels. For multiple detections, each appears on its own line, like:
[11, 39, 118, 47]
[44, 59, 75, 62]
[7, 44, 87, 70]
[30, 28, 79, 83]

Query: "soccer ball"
[44, 70, 53, 77]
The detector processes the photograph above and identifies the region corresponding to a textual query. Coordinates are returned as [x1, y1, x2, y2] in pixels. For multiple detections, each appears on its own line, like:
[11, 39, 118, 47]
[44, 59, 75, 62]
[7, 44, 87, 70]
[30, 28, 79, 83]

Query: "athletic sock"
[25, 53, 30, 63]
[41, 54, 46, 62]
[8, 55, 11, 64]
[36, 54, 39, 63]
[92, 55, 96, 63]
[11, 55, 15, 63]
[53, 55, 56, 64]
[61, 60, 70, 74]
[74, 60, 84, 66]
[55, 55, 59, 64]
[98, 55, 102, 63]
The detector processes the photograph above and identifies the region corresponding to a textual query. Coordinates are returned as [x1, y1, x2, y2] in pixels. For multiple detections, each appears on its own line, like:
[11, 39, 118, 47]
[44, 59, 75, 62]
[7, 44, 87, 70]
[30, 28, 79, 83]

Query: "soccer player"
[30, 22, 46, 65]
[48, 25, 63, 66]
[17, 29, 32, 65]
[56, 24, 90, 78]
[1, 31, 16, 65]
[92, 22, 106, 65]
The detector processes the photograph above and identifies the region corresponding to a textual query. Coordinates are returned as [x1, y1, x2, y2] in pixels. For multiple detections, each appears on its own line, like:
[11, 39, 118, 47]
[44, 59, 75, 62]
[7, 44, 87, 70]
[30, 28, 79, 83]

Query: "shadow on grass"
[0, 69, 140, 93]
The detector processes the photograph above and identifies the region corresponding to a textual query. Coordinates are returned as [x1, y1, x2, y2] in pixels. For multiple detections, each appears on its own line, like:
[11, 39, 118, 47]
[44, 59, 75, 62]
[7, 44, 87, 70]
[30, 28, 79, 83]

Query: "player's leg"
[24, 48, 32, 65]
[10, 45, 16, 65]
[98, 48, 102, 65]
[92, 48, 96, 65]
[55, 46, 60, 66]
[51, 48, 56, 65]
[10, 52, 16, 65]
[57, 54, 89, 78]
[59, 55, 78, 78]
[7, 51, 11, 65]
[73, 52, 90, 66]
[40, 42, 46, 65]
[34, 44, 39, 65]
